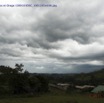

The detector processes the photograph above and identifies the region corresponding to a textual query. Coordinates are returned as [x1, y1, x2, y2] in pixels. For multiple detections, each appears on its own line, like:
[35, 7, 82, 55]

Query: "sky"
[0, 0, 104, 73]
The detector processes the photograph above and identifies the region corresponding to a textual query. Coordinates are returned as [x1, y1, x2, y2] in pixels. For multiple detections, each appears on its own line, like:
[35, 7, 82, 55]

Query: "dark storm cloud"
[33, 12, 84, 43]
[30, 0, 104, 44]
[31, 12, 88, 44]
[26, 37, 60, 49]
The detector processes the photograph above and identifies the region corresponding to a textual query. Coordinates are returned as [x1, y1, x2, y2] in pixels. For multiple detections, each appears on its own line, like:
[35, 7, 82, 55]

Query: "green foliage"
[9, 73, 29, 94]
[0, 64, 49, 95]
[28, 76, 41, 93]
[37, 75, 49, 92]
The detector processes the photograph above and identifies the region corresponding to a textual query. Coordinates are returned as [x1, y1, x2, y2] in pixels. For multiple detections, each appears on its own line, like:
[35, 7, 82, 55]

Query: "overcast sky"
[0, 0, 104, 73]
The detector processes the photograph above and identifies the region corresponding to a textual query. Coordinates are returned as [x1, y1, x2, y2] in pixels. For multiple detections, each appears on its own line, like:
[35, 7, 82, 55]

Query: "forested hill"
[33, 68, 104, 85]
[89, 68, 104, 75]
[74, 68, 104, 85]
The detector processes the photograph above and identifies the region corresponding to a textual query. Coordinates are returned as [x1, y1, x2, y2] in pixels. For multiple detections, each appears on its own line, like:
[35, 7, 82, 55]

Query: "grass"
[0, 94, 104, 103]
[0, 87, 104, 103]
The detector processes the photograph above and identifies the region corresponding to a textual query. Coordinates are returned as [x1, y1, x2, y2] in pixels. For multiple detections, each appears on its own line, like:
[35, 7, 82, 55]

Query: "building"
[91, 85, 104, 98]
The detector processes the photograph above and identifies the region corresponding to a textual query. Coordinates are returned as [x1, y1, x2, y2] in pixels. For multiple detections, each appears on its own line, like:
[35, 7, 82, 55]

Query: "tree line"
[0, 64, 49, 95]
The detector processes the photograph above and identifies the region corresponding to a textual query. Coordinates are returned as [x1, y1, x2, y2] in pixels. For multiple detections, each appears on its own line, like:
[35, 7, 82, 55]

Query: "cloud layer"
[0, 0, 104, 73]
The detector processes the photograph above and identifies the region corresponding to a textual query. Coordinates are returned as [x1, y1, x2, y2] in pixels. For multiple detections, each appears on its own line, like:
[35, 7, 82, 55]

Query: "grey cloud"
[0, 48, 22, 57]
[0, 0, 104, 73]
[34, 13, 84, 42]
[48, 49, 104, 63]
[26, 38, 60, 49]
[31, 0, 104, 44]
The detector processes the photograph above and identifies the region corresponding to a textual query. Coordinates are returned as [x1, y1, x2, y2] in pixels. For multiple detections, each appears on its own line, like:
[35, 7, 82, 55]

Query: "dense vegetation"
[0, 64, 48, 95]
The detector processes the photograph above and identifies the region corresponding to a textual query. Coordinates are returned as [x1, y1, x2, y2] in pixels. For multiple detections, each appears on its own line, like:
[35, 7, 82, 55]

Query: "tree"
[28, 76, 41, 94]
[37, 75, 49, 92]
[9, 73, 29, 94]
[15, 63, 24, 73]
[0, 64, 49, 95]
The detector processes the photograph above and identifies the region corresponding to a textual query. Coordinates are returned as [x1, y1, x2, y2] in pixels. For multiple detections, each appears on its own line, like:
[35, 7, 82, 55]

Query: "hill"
[34, 68, 104, 86]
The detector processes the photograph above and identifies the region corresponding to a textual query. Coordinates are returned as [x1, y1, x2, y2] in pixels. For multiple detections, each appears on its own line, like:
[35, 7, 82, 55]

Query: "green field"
[0, 88, 104, 103]
[0, 94, 104, 103]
